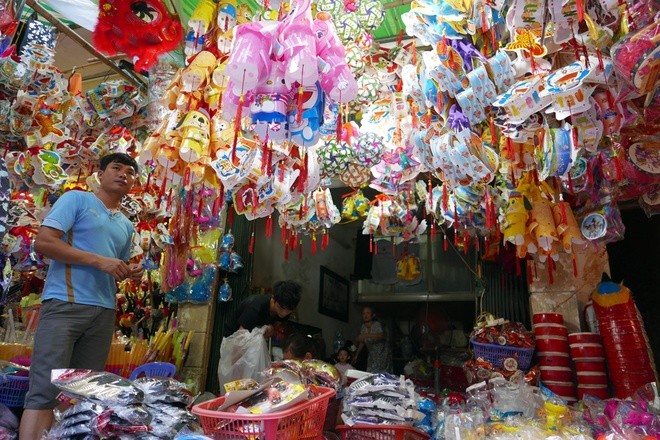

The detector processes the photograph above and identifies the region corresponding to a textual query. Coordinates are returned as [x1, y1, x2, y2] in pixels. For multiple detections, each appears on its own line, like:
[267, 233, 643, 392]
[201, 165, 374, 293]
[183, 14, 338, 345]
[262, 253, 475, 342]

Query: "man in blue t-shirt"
[19, 153, 144, 440]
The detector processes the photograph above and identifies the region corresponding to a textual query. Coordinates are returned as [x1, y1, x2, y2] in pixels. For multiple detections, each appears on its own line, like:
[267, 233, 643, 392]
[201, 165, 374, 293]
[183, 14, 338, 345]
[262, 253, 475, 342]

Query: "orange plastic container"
[336, 425, 431, 440]
[192, 386, 335, 439]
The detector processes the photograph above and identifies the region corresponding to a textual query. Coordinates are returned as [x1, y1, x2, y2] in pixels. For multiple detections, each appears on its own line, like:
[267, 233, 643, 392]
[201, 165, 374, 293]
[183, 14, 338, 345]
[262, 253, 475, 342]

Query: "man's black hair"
[273, 280, 301, 310]
[100, 153, 139, 173]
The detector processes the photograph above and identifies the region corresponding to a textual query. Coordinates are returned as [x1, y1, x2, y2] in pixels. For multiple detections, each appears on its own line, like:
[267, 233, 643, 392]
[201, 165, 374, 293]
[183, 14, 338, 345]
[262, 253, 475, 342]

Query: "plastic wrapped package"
[132, 377, 195, 406]
[50, 369, 143, 405]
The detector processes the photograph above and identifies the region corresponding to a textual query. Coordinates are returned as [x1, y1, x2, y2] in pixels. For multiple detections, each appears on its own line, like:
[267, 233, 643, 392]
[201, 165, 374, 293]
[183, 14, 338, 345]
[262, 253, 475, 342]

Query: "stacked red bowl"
[593, 296, 658, 399]
[534, 313, 576, 403]
[568, 332, 609, 400]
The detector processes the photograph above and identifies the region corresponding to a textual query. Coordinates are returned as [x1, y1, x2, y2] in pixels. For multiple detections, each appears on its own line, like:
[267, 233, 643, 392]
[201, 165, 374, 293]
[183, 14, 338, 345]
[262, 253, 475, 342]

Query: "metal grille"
[480, 259, 531, 329]
[205, 213, 255, 394]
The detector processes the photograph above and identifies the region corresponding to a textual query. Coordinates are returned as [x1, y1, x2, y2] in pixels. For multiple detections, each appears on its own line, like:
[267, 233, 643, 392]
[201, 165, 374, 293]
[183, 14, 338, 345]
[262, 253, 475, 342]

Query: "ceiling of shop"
[24, 0, 410, 89]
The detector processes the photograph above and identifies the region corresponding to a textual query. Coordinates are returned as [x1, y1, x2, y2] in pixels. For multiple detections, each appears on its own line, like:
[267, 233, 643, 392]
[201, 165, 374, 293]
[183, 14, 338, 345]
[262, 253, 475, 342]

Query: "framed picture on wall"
[318, 266, 349, 322]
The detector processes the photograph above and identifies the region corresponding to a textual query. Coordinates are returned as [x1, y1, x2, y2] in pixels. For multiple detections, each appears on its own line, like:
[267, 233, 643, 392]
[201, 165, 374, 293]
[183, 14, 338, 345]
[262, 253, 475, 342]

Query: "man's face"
[99, 161, 137, 196]
[273, 300, 293, 319]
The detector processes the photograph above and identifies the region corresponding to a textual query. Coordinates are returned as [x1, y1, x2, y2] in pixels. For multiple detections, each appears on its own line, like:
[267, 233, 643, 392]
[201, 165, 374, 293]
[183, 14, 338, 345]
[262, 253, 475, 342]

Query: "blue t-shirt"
[41, 190, 134, 309]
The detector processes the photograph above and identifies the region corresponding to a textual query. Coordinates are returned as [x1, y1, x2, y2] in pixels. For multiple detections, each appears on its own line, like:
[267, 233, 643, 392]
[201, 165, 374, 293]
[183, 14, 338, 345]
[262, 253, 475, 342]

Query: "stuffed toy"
[93, 0, 184, 72]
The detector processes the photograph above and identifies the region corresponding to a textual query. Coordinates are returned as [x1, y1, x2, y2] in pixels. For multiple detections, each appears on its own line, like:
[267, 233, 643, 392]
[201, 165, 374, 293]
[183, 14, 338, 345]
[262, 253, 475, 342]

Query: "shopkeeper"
[20, 153, 143, 440]
[223, 280, 302, 338]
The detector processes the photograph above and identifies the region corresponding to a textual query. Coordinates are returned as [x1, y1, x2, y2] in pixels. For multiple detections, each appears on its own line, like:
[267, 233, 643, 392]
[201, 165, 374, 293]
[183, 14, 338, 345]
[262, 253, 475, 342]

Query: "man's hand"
[263, 325, 274, 338]
[128, 263, 144, 282]
[96, 257, 131, 281]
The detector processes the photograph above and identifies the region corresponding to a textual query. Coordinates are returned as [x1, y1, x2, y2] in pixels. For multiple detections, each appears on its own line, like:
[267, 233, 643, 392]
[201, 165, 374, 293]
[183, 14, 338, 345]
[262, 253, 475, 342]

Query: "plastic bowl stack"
[533, 313, 576, 403]
[568, 332, 609, 400]
[599, 318, 656, 398]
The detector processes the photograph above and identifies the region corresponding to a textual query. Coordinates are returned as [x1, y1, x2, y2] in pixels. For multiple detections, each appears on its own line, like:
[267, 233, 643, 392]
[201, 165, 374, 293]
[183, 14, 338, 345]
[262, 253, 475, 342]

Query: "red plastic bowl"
[533, 313, 564, 324]
[535, 324, 569, 337]
[568, 332, 602, 344]
[538, 353, 572, 367]
[576, 371, 608, 385]
[540, 366, 574, 383]
[574, 361, 606, 373]
[569, 344, 605, 359]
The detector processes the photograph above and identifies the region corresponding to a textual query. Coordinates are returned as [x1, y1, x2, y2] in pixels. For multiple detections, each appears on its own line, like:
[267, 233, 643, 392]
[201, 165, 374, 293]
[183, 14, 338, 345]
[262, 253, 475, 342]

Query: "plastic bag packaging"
[51, 369, 144, 405]
[218, 327, 270, 394]
[145, 402, 201, 438]
[132, 377, 194, 406]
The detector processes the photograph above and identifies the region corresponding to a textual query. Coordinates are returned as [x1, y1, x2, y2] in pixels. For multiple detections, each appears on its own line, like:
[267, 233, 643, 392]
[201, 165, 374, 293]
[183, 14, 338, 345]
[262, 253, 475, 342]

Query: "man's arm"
[35, 226, 131, 281]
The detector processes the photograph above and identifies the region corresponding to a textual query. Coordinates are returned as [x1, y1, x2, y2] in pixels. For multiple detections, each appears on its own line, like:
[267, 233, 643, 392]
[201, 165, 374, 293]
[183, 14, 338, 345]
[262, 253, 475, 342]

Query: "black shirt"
[223, 294, 274, 337]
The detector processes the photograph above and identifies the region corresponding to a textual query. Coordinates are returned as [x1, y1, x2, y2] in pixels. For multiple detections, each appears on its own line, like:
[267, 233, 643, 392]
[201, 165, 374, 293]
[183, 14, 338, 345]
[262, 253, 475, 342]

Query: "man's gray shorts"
[24, 299, 115, 410]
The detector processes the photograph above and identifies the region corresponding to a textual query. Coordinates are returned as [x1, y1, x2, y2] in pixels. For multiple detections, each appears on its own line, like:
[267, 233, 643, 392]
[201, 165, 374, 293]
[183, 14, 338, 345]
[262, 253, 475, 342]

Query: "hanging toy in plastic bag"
[220, 231, 235, 251]
[219, 279, 232, 302]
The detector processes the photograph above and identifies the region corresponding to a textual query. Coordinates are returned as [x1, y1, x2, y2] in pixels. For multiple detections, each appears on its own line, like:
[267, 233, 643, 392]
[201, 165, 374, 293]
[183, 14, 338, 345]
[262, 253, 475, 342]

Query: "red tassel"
[516, 256, 521, 276]
[296, 83, 304, 125]
[485, 190, 492, 230]
[560, 201, 568, 226]
[311, 234, 317, 255]
[443, 232, 448, 251]
[454, 228, 459, 246]
[575, 0, 585, 22]
[212, 194, 223, 217]
[369, 234, 373, 253]
[489, 115, 496, 146]
[505, 137, 514, 161]
[491, 27, 498, 51]
[468, 209, 473, 225]
[322, 231, 329, 250]
[197, 186, 205, 217]
[411, 41, 417, 65]
[453, 202, 459, 230]
[248, 232, 255, 254]
[336, 103, 342, 141]
[261, 133, 270, 175]
[290, 230, 297, 251]
[166, 188, 173, 210]
[231, 98, 243, 165]
[428, 176, 433, 209]
[480, 5, 488, 32]
[297, 152, 308, 193]
[442, 185, 449, 212]
[463, 231, 469, 254]
[265, 215, 273, 238]
[596, 48, 605, 71]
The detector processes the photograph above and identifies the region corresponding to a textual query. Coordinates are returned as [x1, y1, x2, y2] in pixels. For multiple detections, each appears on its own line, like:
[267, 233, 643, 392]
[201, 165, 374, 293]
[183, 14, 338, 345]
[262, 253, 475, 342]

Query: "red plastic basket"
[0, 374, 30, 407]
[471, 339, 534, 370]
[192, 386, 335, 440]
[336, 425, 430, 440]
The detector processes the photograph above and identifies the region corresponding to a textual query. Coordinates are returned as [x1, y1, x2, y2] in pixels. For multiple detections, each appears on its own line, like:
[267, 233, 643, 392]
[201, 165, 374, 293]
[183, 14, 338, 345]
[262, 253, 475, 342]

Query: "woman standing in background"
[353, 306, 391, 373]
